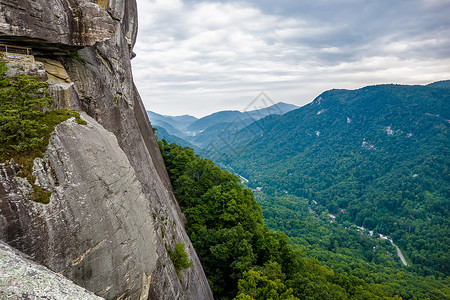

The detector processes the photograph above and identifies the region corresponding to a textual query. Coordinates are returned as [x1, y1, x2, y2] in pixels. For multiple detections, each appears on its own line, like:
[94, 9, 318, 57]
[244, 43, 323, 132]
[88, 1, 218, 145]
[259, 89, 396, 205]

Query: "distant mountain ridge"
[186, 110, 244, 133]
[147, 102, 299, 148]
[147, 111, 198, 132]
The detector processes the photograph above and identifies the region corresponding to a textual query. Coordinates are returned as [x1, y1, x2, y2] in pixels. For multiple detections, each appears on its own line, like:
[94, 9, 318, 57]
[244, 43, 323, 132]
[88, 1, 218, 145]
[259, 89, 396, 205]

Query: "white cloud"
[132, 0, 450, 117]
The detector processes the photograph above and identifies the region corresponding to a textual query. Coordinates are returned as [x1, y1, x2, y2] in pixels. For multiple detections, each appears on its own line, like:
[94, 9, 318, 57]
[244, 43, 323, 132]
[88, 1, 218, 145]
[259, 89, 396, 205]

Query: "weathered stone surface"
[106, 0, 138, 49]
[33, 57, 81, 110]
[0, 0, 214, 299]
[0, 241, 104, 300]
[0, 52, 47, 80]
[47, 82, 80, 110]
[0, 0, 114, 47]
[37, 58, 71, 83]
[1, 114, 159, 299]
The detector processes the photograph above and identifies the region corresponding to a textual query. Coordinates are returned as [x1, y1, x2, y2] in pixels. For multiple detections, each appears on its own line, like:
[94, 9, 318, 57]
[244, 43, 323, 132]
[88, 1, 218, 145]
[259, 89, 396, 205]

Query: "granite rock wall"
[0, 1, 213, 299]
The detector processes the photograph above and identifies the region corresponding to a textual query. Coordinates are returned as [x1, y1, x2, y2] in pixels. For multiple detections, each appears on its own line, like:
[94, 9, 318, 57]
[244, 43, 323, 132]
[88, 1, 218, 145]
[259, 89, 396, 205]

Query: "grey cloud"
[132, 0, 450, 117]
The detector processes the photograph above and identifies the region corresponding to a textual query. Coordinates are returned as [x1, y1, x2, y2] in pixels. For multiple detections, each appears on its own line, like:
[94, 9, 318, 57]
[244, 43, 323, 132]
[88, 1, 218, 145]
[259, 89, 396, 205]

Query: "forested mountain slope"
[218, 83, 450, 276]
[159, 139, 450, 300]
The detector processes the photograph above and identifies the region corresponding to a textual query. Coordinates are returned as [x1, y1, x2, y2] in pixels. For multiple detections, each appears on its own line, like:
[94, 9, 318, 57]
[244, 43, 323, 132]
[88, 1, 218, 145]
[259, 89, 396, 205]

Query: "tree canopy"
[157, 139, 450, 299]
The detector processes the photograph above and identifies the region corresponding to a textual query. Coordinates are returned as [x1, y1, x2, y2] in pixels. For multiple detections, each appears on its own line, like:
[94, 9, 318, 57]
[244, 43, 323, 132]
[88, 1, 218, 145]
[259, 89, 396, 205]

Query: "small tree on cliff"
[0, 63, 51, 153]
[169, 243, 193, 279]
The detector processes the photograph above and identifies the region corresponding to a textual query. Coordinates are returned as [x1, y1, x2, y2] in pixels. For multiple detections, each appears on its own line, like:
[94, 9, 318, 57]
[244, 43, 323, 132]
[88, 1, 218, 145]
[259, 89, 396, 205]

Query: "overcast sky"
[131, 0, 450, 118]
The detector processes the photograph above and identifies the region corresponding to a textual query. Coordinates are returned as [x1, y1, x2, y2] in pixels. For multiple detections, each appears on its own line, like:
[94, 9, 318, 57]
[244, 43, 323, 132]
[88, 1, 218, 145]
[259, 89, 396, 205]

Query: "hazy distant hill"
[147, 102, 298, 148]
[186, 102, 298, 133]
[185, 110, 244, 133]
[147, 111, 197, 132]
[153, 126, 199, 151]
[216, 82, 450, 276]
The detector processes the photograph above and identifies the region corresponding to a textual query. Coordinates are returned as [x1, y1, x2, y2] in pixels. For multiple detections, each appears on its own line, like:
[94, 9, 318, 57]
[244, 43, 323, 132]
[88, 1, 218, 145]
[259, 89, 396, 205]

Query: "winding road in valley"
[327, 214, 409, 266]
[395, 244, 408, 266]
[379, 234, 408, 266]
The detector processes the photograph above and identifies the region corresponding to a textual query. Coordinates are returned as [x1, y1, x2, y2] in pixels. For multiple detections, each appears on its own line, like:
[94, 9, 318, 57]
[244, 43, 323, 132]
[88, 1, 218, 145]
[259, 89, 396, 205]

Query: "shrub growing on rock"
[169, 243, 193, 279]
[0, 63, 85, 203]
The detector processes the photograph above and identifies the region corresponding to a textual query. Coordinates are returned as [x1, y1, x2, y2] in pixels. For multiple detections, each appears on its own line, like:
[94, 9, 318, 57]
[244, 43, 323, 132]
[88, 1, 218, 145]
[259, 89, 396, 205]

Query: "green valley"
[155, 81, 450, 299]
[218, 83, 449, 277]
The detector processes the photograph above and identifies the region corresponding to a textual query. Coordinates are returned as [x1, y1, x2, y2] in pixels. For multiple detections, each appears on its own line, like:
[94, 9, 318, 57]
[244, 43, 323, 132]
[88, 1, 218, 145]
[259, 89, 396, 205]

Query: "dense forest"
[212, 83, 450, 278]
[158, 139, 449, 300]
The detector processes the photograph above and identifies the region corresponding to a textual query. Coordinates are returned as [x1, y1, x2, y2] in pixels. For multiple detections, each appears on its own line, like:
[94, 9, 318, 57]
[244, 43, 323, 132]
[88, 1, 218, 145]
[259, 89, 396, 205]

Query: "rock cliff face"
[0, 0, 213, 299]
[0, 241, 103, 300]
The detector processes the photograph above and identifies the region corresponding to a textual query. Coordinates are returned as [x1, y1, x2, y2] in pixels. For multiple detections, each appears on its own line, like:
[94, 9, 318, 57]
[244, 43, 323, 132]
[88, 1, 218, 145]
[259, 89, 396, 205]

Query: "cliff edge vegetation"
[0, 62, 84, 203]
